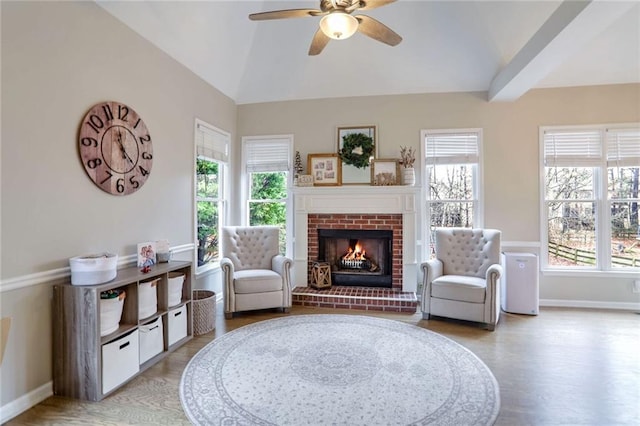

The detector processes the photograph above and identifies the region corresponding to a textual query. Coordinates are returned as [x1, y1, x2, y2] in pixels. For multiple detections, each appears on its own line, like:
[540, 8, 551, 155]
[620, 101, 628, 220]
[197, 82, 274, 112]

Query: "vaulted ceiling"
[97, 0, 640, 105]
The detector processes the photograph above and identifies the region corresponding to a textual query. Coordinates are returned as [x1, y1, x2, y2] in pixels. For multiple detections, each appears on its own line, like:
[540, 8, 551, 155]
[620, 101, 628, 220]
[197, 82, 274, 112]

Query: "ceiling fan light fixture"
[319, 12, 358, 40]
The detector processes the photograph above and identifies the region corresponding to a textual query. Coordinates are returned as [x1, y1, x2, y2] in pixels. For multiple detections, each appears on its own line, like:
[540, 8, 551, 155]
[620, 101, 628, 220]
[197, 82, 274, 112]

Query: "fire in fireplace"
[339, 240, 378, 272]
[317, 229, 392, 288]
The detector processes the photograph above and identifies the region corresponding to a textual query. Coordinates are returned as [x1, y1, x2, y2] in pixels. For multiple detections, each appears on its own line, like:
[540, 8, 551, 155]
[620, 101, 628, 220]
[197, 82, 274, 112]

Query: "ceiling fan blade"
[355, 15, 402, 46]
[355, 0, 397, 11]
[249, 9, 323, 21]
[309, 28, 331, 56]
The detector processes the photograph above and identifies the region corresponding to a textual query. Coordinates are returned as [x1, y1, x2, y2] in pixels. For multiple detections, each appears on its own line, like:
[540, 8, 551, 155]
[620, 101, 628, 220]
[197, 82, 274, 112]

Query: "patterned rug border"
[180, 314, 500, 425]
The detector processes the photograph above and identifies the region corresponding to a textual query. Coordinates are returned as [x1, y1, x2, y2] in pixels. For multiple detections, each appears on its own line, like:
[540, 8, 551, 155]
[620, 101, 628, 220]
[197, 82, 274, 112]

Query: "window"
[423, 129, 482, 257]
[242, 135, 293, 255]
[541, 124, 640, 271]
[195, 120, 229, 271]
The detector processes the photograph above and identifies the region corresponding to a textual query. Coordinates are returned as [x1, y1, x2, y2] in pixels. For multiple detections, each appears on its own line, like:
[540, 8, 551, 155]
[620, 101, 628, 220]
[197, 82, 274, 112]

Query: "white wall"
[0, 1, 235, 417]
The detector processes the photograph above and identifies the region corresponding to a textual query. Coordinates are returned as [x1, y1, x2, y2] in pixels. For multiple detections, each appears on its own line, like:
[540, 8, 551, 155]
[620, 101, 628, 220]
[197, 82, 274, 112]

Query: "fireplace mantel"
[293, 186, 420, 293]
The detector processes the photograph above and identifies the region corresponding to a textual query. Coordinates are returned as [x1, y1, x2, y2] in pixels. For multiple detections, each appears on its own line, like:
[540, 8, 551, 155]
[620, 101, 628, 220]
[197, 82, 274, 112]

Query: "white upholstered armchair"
[221, 226, 293, 319]
[421, 228, 503, 330]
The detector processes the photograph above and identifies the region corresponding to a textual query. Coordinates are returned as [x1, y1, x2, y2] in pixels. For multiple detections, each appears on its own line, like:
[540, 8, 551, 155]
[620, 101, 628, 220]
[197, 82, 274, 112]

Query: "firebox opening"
[340, 239, 378, 272]
[318, 229, 392, 288]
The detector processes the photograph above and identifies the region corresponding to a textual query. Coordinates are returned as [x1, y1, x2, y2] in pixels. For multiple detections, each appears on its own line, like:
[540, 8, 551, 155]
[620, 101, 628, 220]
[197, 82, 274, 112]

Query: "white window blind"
[606, 127, 640, 167]
[245, 138, 291, 172]
[196, 122, 229, 163]
[425, 132, 479, 164]
[543, 129, 602, 167]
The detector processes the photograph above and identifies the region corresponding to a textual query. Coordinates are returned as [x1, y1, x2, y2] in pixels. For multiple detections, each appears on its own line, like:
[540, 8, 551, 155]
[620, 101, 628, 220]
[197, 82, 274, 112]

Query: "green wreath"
[339, 133, 374, 169]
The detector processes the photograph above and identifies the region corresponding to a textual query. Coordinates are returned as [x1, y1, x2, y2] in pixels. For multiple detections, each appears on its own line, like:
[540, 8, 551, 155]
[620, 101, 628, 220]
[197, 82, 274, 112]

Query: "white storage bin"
[100, 290, 126, 336]
[102, 330, 139, 394]
[138, 279, 159, 319]
[167, 305, 187, 346]
[139, 317, 163, 364]
[70, 253, 118, 285]
[167, 272, 185, 307]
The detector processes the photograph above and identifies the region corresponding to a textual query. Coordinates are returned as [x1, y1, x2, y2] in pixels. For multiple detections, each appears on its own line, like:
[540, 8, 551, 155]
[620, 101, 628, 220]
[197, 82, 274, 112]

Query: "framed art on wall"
[308, 154, 341, 186]
[371, 159, 400, 186]
[337, 125, 377, 185]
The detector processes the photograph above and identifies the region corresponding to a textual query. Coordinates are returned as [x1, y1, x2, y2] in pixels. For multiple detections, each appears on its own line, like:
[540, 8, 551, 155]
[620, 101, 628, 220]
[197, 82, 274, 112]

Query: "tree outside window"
[542, 126, 639, 270]
[248, 171, 287, 254]
[424, 129, 481, 258]
[429, 164, 475, 228]
[608, 166, 639, 267]
[197, 158, 221, 267]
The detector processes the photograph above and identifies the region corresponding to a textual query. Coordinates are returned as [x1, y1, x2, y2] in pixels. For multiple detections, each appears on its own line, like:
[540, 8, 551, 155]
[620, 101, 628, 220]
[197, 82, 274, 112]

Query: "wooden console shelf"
[53, 261, 193, 401]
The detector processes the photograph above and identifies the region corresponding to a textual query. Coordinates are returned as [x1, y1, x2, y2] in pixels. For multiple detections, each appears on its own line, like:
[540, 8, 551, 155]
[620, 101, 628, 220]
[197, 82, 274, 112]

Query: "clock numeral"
[133, 118, 141, 129]
[102, 104, 113, 121]
[87, 158, 102, 169]
[141, 152, 153, 160]
[100, 170, 113, 185]
[129, 175, 140, 189]
[118, 105, 129, 121]
[138, 134, 151, 145]
[81, 137, 98, 147]
[86, 114, 104, 134]
[139, 166, 150, 176]
[116, 178, 125, 193]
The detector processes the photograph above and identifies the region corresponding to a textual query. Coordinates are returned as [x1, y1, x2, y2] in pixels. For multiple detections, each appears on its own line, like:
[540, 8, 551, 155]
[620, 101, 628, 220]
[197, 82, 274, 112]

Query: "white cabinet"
[53, 261, 193, 401]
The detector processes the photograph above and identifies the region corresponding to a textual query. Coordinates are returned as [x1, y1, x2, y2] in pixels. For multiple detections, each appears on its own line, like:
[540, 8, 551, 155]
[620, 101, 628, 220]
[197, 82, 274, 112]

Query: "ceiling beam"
[488, 0, 636, 102]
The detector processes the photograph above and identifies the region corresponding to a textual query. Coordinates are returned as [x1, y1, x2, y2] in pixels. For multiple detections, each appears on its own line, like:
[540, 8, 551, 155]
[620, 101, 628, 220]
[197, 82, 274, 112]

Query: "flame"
[342, 241, 367, 260]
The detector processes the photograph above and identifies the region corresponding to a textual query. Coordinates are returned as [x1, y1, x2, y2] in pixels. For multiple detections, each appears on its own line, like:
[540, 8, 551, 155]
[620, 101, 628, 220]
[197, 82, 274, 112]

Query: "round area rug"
[180, 314, 500, 425]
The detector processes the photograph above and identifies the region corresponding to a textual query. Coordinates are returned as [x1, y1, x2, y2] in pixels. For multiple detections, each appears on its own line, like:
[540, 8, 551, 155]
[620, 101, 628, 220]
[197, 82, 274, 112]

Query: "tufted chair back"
[435, 228, 501, 278]
[222, 226, 280, 271]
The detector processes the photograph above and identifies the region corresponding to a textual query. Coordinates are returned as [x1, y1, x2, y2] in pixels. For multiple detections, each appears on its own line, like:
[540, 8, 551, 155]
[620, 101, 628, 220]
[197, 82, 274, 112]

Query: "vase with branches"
[399, 146, 416, 185]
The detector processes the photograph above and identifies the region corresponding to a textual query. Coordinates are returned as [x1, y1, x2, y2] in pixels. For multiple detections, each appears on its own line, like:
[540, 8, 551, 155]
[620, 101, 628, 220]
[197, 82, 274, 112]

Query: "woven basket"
[192, 290, 216, 335]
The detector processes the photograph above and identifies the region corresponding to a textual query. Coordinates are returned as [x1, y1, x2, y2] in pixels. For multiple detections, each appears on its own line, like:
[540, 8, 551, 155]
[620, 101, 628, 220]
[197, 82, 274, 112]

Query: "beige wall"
[0, 1, 235, 411]
[237, 85, 640, 305]
[1, 0, 639, 418]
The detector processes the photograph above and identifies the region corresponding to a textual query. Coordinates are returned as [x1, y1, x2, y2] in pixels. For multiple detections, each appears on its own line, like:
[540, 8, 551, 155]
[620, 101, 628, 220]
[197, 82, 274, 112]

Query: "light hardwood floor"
[6, 305, 640, 425]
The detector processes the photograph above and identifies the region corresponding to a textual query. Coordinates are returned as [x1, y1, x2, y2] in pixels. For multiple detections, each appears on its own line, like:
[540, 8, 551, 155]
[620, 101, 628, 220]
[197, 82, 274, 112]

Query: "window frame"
[422, 128, 484, 228]
[241, 135, 294, 257]
[539, 123, 640, 275]
[194, 119, 230, 275]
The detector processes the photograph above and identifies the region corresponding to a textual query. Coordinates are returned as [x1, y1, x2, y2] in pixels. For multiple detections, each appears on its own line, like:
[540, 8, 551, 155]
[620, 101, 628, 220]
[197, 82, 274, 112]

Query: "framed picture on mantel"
[337, 125, 377, 185]
[308, 153, 342, 186]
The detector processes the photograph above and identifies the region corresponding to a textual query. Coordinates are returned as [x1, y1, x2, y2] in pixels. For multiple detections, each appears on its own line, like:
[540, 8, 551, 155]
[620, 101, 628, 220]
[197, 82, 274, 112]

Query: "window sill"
[196, 261, 221, 278]
[541, 268, 639, 279]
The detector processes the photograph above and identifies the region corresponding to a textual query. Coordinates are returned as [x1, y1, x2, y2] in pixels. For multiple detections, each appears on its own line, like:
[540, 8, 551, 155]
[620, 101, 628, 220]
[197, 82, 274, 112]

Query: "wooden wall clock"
[78, 101, 153, 195]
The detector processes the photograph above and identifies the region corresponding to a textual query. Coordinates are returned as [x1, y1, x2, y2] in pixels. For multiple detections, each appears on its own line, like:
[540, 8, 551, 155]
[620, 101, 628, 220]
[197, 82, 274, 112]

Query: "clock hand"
[115, 131, 135, 165]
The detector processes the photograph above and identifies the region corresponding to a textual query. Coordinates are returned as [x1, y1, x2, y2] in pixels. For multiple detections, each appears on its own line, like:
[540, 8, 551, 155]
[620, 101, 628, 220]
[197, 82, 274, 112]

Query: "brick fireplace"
[308, 214, 402, 290]
[292, 186, 420, 294]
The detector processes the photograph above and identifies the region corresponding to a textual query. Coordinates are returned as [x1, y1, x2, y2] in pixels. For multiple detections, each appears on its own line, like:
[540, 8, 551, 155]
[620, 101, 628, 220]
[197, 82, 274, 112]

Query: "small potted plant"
[399, 146, 416, 186]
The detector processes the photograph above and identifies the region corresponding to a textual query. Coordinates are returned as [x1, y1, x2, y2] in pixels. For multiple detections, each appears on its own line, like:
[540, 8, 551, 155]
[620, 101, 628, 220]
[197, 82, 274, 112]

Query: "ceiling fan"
[249, 0, 402, 56]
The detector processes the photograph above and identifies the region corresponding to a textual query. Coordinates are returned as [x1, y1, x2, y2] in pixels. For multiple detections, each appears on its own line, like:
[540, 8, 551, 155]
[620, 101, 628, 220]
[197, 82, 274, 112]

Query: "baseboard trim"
[0, 381, 52, 424]
[0, 244, 195, 293]
[540, 299, 640, 311]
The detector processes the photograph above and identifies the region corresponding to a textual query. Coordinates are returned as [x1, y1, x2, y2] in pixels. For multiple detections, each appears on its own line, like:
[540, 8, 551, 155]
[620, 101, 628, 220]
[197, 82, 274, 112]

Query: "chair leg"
[283, 307, 291, 314]
[486, 323, 495, 331]
[224, 312, 233, 320]
[421, 312, 431, 320]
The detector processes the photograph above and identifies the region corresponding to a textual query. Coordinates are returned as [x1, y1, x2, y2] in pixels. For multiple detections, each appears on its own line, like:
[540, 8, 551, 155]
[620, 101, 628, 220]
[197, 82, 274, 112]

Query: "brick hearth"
[292, 286, 418, 313]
